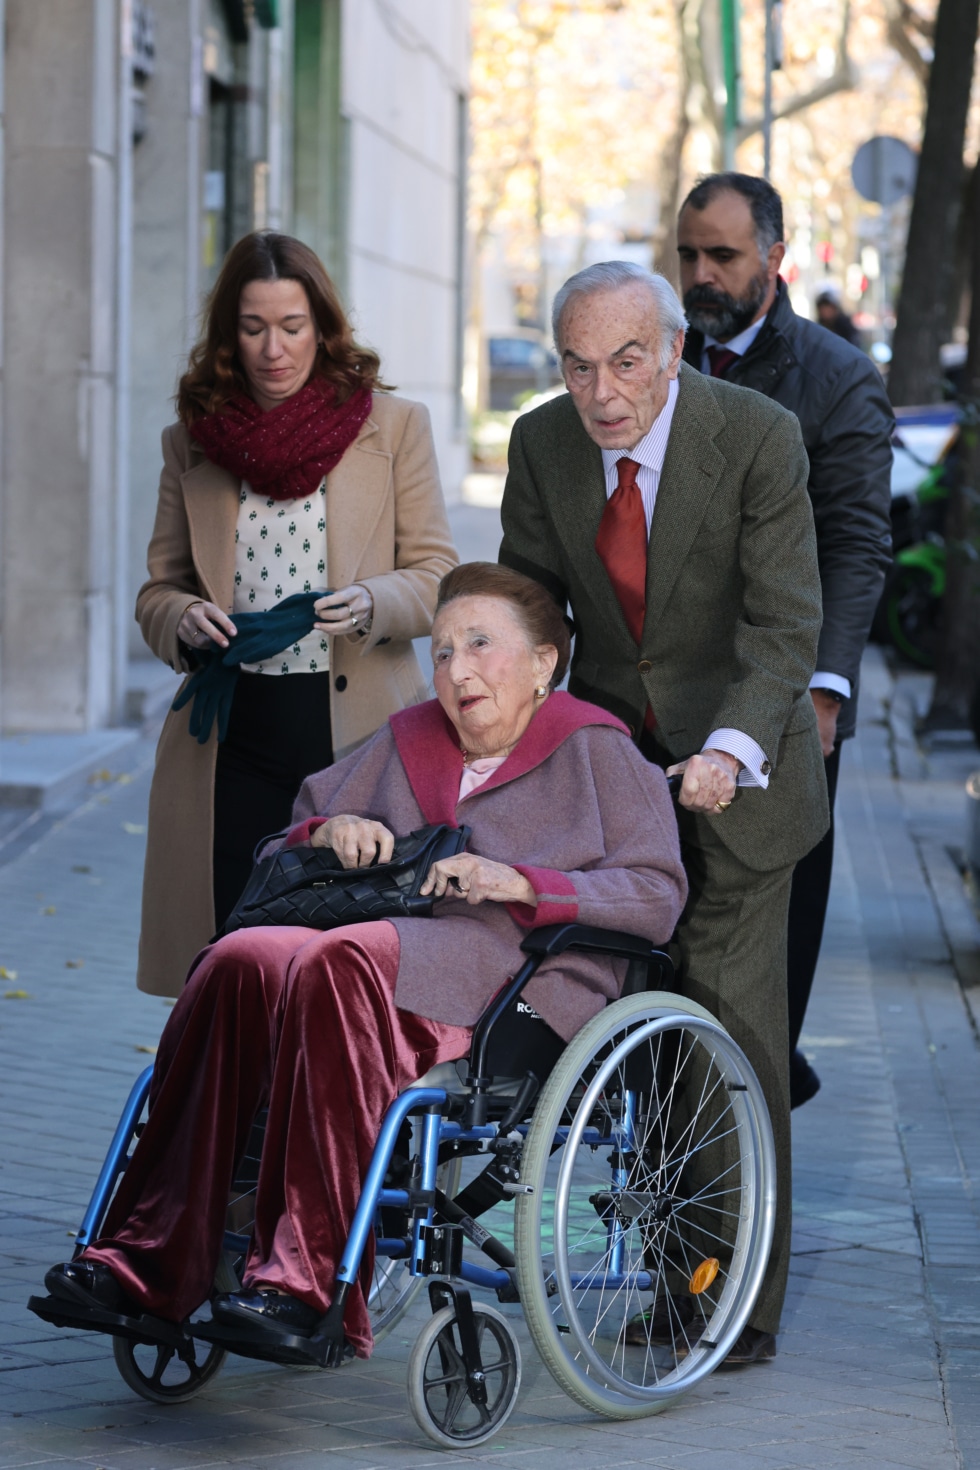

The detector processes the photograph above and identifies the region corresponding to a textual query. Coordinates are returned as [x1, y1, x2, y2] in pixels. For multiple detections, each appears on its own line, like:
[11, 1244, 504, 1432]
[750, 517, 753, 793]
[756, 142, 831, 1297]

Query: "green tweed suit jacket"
[500, 362, 829, 874]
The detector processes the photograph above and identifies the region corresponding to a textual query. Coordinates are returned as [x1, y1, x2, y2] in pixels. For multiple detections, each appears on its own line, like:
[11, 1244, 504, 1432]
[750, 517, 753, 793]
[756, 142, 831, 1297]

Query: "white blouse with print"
[233, 480, 330, 674]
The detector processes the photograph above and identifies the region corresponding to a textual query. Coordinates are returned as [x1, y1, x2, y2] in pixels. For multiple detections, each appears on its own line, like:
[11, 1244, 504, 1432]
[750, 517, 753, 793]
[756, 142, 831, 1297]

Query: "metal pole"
[763, 0, 773, 180]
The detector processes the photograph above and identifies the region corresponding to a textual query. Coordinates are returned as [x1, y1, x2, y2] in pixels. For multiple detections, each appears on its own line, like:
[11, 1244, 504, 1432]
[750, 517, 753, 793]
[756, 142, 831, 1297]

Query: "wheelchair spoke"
[149, 1345, 175, 1387]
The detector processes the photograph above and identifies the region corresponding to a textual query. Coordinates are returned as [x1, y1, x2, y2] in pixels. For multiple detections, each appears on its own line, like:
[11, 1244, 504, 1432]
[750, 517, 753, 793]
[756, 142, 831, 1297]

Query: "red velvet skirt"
[83, 921, 471, 1357]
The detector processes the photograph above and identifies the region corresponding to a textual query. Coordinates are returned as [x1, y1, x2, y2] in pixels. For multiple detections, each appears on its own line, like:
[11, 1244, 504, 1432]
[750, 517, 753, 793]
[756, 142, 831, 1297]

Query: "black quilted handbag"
[218, 823, 472, 937]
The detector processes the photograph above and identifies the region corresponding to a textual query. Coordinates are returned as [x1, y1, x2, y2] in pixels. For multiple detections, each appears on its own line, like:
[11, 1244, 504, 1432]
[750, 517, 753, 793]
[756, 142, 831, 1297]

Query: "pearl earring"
[535, 685, 548, 699]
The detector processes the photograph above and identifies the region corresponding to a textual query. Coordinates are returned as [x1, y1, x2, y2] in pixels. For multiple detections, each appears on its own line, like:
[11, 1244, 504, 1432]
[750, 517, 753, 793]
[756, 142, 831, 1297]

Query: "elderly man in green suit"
[499, 261, 828, 1367]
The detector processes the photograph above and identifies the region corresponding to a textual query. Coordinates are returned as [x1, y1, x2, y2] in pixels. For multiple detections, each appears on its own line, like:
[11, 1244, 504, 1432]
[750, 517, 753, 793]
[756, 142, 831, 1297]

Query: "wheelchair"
[29, 921, 775, 1451]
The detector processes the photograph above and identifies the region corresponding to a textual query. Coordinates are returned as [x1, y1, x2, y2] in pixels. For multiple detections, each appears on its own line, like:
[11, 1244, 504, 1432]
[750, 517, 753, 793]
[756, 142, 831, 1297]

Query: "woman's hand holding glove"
[314, 584, 374, 637]
[177, 601, 237, 650]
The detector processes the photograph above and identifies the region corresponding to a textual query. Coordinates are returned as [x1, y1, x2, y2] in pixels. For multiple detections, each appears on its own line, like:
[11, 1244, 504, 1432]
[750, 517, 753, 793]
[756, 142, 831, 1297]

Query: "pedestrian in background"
[677, 173, 893, 1107]
[815, 289, 860, 346]
[135, 231, 457, 999]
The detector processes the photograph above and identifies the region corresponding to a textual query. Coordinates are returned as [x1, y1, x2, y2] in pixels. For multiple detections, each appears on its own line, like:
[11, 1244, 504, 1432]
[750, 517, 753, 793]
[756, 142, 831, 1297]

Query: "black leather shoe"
[45, 1261, 137, 1316]
[212, 1289, 321, 1338]
[790, 1048, 821, 1109]
[621, 1293, 696, 1347]
[718, 1326, 777, 1367]
[674, 1322, 777, 1366]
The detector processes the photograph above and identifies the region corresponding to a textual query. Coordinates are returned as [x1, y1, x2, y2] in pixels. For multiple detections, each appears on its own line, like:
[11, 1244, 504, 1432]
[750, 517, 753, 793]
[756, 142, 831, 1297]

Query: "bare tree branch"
[737, 0, 854, 142]
[884, 0, 932, 89]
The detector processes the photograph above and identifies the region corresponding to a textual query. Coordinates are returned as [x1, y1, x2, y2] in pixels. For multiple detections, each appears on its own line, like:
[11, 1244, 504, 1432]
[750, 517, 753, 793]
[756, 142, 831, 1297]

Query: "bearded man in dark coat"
[677, 173, 894, 1108]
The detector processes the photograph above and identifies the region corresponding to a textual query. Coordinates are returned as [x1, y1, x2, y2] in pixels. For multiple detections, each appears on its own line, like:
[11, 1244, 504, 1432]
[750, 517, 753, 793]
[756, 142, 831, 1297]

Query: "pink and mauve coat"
[274, 691, 687, 1042]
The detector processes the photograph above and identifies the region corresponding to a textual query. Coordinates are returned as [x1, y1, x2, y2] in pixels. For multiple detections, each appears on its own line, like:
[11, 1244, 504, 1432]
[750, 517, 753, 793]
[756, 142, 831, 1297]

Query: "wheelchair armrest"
[520, 922, 658, 963]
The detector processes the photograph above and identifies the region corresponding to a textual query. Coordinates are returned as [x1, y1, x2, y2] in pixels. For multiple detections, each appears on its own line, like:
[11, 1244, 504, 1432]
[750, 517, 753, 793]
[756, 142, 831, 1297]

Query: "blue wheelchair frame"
[66, 922, 674, 1370]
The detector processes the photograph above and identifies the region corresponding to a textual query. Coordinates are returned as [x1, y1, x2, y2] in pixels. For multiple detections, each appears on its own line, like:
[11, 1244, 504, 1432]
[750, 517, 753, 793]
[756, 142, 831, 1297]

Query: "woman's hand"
[421, 855, 536, 908]
[311, 814, 395, 868]
[177, 600, 237, 651]
[314, 584, 374, 637]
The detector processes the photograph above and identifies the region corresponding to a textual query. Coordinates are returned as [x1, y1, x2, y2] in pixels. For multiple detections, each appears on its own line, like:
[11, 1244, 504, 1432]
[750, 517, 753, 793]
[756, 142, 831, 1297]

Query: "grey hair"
[551, 262, 687, 369]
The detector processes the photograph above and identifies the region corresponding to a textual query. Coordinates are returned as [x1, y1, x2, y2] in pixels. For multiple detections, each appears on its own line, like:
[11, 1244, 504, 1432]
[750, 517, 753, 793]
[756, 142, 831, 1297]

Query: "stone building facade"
[0, 0, 469, 740]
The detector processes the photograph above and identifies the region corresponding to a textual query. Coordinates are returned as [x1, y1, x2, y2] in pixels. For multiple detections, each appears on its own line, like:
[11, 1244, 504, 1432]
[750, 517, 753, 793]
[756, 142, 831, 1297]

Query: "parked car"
[487, 330, 562, 411]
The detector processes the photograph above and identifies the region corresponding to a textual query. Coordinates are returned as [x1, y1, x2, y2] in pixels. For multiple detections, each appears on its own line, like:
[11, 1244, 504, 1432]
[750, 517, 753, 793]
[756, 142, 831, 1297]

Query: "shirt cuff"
[810, 671, 851, 700]
[506, 865, 579, 929]
[704, 729, 771, 789]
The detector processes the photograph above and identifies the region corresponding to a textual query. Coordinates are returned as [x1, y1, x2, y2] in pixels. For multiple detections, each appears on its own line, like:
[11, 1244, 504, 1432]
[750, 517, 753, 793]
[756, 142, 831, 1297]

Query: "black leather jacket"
[684, 280, 893, 740]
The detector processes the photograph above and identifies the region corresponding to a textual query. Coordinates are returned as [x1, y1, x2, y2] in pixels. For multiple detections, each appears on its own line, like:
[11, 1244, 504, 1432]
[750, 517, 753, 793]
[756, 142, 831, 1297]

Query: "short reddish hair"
[176, 232, 390, 423]
[436, 563, 571, 688]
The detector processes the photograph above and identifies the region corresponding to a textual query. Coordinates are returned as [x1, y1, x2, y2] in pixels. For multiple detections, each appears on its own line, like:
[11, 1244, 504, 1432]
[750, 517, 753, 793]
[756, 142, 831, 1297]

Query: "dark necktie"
[595, 457, 646, 642]
[706, 345, 738, 378]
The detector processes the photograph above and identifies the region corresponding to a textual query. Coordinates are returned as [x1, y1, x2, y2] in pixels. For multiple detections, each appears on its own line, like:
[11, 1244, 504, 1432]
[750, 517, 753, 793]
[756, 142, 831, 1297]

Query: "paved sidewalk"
[2, 512, 979, 1466]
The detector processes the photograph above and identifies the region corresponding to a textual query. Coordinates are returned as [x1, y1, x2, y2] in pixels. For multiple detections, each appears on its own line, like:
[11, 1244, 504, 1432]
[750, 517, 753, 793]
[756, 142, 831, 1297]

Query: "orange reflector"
[689, 1257, 719, 1295]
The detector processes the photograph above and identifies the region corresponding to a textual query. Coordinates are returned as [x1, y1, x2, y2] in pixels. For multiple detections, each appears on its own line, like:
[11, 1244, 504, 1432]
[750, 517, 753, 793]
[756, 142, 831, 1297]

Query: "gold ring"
[714, 799, 732, 812]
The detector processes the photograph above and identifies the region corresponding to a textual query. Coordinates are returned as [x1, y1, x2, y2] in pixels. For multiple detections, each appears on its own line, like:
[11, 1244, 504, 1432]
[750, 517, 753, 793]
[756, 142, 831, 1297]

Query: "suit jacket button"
[761, 759, 771, 775]
[638, 659, 652, 673]
[335, 675, 348, 692]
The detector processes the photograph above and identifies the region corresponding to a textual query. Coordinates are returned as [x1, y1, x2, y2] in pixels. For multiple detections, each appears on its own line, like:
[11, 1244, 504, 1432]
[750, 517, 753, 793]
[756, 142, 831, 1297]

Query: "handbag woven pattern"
[219, 823, 471, 937]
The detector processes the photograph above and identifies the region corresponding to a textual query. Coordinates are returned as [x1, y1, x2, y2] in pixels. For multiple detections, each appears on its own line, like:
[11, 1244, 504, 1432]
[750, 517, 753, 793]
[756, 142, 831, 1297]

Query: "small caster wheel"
[407, 1301, 521, 1449]
[112, 1333, 226, 1404]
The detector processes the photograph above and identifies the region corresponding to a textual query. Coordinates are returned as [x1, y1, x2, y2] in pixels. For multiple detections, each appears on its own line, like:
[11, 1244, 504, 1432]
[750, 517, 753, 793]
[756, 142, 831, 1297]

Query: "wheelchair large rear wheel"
[514, 992, 775, 1418]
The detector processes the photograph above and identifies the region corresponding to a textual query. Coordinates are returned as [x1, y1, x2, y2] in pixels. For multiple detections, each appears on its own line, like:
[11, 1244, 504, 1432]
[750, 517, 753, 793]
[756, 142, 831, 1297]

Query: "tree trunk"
[888, 0, 980, 407]
[926, 162, 980, 728]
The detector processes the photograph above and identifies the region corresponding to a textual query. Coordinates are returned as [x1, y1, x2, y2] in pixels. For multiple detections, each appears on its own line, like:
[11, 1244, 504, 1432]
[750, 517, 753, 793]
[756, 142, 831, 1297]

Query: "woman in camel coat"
[136, 233, 457, 997]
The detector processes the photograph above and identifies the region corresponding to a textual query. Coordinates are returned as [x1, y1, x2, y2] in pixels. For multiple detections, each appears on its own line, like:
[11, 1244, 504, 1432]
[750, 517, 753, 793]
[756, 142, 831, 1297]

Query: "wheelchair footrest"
[27, 1293, 188, 1350]
[191, 1316, 354, 1370]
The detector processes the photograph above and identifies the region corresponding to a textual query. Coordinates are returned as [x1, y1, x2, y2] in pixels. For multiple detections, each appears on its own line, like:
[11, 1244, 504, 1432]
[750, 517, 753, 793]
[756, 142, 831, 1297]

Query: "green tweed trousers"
[670, 804, 794, 1338]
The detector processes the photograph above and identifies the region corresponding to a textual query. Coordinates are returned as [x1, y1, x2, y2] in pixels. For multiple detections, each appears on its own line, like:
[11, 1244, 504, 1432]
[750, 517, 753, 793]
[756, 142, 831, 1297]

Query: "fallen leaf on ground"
[41, 906, 56, 915]
[135, 1045, 157, 1054]
[122, 822, 146, 835]
[65, 959, 84, 969]
[71, 865, 91, 874]
[4, 990, 30, 1000]
[0, 967, 17, 980]
[116, 773, 133, 785]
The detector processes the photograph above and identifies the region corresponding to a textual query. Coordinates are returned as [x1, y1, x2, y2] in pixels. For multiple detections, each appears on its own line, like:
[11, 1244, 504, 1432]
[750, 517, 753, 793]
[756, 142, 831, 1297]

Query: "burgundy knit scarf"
[189, 379, 373, 501]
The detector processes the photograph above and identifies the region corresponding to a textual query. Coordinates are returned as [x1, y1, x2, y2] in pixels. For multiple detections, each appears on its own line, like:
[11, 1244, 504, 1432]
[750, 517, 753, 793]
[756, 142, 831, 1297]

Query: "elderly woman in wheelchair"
[34, 562, 776, 1447]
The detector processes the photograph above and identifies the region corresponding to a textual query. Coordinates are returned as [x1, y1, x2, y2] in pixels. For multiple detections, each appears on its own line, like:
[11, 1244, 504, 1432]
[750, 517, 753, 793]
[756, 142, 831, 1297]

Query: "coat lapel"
[643, 365, 726, 638]
[180, 456, 240, 609]
[326, 414, 390, 589]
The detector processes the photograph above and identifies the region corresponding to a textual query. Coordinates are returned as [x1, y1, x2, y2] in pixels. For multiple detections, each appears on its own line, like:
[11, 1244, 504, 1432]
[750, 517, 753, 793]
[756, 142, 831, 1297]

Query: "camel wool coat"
[136, 394, 457, 997]
[274, 693, 688, 1042]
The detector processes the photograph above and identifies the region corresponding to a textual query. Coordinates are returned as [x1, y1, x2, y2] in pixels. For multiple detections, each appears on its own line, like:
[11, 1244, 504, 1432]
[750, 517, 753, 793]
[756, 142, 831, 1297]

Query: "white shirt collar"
[702, 315, 766, 358]
[600, 375, 680, 478]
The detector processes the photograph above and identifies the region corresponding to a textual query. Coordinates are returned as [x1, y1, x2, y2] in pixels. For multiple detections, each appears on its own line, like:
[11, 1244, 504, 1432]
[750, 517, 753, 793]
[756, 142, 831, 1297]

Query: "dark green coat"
[499, 362, 829, 874]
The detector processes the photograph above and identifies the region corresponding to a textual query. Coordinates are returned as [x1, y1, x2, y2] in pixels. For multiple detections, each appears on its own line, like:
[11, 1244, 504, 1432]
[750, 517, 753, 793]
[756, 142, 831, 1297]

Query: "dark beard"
[683, 273, 769, 341]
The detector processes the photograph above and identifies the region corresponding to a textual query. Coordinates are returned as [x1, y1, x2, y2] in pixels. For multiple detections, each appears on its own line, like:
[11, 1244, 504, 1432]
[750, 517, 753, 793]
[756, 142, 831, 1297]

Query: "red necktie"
[595, 458, 656, 733]
[595, 457, 646, 642]
[706, 345, 738, 378]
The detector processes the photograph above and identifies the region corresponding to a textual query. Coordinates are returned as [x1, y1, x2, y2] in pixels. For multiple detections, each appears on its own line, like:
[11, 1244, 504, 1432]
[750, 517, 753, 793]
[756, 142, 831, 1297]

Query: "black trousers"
[787, 741, 841, 1052]
[212, 671, 333, 930]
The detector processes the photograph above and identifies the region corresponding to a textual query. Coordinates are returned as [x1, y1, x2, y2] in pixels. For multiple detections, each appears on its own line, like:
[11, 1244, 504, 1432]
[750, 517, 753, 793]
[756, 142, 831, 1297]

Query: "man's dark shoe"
[718, 1326, 777, 1367]
[790, 1048, 821, 1109]
[45, 1260, 137, 1316]
[212, 1289, 321, 1338]
[621, 1292, 696, 1347]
